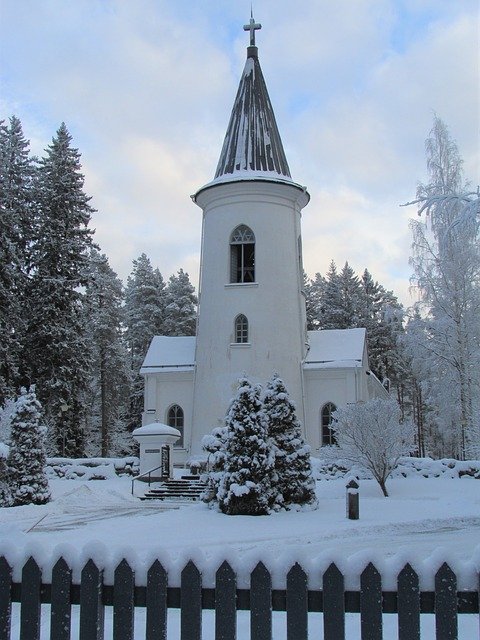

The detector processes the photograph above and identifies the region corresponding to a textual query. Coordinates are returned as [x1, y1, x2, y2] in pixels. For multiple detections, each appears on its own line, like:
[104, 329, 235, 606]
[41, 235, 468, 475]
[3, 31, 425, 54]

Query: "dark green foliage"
[263, 374, 317, 508]
[218, 378, 274, 516]
[163, 268, 197, 336]
[7, 387, 50, 505]
[0, 117, 34, 404]
[22, 123, 95, 456]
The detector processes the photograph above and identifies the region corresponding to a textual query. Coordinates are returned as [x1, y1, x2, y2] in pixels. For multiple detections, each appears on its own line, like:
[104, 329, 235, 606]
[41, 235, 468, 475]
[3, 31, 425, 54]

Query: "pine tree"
[263, 374, 317, 509]
[0, 453, 12, 507]
[218, 378, 274, 515]
[23, 123, 95, 456]
[124, 254, 166, 430]
[84, 250, 131, 456]
[0, 117, 34, 403]
[318, 261, 362, 329]
[7, 387, 50, 506]
[163, 269, 197, 336]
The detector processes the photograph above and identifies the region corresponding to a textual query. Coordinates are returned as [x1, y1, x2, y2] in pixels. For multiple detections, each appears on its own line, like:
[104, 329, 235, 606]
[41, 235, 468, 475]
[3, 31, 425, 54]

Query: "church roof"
[213, 33, 292, 182]
[140, 336, 195, 373]
[304, 328, 367, 369]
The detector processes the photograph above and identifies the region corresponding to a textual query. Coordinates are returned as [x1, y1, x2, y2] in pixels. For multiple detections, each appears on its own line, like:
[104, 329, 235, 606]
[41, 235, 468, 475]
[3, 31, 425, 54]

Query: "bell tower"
[189, 17, 310, 454]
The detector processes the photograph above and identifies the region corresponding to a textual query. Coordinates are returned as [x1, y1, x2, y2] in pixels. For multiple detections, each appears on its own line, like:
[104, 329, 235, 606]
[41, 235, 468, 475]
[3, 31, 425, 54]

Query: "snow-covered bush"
[217, 378, 274, 515]
[7, 387, 51, 505]
[332, 397, 415, 496]
[263, 374, 317, 509]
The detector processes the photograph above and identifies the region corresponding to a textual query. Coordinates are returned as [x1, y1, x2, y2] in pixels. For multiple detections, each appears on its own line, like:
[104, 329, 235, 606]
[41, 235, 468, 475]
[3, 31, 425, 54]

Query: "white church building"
[141, 18, 387, 466]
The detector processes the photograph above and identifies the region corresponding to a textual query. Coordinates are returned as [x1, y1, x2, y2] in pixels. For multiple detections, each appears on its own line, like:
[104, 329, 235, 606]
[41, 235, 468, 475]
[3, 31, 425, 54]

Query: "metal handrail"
[131, 464, 164, 496]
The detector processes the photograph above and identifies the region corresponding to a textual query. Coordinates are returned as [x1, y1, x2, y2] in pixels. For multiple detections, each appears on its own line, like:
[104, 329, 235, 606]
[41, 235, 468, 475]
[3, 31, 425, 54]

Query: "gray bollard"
[346, 478, 359, 520]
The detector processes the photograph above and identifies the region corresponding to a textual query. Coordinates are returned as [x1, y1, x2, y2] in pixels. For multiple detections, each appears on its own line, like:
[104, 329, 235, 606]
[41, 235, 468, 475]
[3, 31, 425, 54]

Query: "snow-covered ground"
[1, 474, 479, 639]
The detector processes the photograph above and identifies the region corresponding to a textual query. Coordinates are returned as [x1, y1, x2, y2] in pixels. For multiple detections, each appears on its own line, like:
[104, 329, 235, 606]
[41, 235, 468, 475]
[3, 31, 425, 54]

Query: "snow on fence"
[0, 555, 478, 640]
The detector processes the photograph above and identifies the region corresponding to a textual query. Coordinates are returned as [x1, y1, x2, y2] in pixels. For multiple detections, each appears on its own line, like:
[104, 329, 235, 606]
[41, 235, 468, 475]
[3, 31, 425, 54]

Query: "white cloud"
[1, 0, 478, 308]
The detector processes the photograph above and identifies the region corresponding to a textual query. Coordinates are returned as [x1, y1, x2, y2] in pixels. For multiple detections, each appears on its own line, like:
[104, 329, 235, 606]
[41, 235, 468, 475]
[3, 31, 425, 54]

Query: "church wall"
[303, 366, 363, 453]
[191, 180, 309, 455]
[142, 370, 194, 466]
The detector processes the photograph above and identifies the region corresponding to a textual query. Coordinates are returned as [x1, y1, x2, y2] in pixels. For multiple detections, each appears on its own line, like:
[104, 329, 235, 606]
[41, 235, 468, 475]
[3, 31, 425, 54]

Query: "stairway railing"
[131, 464, 163, 496]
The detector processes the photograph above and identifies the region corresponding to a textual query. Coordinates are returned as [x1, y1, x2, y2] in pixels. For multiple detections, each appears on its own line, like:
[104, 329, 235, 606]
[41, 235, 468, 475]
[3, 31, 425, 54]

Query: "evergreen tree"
[303, 271, 325, 330]
[263, 374, 317, 509]
[200, 426, 228, 505]
[0, 454, 12, 507]
[163, 268, 197, 336]
[7, 387, 50, 506]
[0, 117, 34, 403]
[124, 254, 166, 430]
[23, 123, 94, 456]
[218, 378, 274, 515]
[84, 250, 131, 456]
[358, 269, 404, 386]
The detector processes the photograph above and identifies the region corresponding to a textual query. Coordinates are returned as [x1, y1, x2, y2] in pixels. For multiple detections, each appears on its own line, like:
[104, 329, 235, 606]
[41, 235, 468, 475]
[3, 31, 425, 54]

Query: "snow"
[1, 468, 479, 638]
[0, 472, 479, 591]
[140, 335, 195, 372]
[305, 328, 365, 367]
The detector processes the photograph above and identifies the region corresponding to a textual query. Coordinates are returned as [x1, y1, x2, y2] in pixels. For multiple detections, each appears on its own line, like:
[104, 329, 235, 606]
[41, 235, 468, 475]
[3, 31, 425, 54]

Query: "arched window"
[234, 314, 249, 343]
[167, 404, 184, 448]
[321, 402, 337, 446]
[230, 225, 255, 283]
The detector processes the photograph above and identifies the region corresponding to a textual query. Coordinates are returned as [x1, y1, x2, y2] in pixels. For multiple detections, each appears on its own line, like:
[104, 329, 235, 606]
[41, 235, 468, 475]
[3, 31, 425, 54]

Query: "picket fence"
[0, 555, 478, 640]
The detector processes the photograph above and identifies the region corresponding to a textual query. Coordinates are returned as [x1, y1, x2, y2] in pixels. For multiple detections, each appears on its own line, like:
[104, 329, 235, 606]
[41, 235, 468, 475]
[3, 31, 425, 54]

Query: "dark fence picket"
[435, 563, 457, 640]
[113, 559, 135, 640]
[20, 556, 41, 640]
[397, 563, 420, 640]
[181, 560, 202, 640]
[79, 559, 104, 640]
[251, 561, 272, 640]
[286, 563, 308, 640]
[50, 557, 72, 640]
[0, 557, 12, 640]
[1, 553, 478, 640]
[146, 560, 167, 640]
[215, 560, 236, 640]
[323, 563, 345, 640]
[360, 563, 382, 640]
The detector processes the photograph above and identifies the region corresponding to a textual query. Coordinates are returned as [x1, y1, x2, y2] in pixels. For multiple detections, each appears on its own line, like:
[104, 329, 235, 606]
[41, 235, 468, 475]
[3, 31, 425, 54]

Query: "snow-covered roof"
[304, 328, 366, 369]
[140, 336, 196, 374]
[213, 45, 292, 182]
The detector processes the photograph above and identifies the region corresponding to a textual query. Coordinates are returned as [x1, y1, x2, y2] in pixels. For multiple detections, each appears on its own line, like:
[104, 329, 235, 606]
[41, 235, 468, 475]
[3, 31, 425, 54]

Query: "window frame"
[167, 404, 184, 448]
[234, 314, 249, 344]
[230, 225, 255, 284]
[321, 402, 337, 446]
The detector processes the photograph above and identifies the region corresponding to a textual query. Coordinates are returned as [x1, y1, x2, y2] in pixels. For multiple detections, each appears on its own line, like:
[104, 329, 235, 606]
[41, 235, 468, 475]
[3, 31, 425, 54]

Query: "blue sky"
[1, 0, 478, 304]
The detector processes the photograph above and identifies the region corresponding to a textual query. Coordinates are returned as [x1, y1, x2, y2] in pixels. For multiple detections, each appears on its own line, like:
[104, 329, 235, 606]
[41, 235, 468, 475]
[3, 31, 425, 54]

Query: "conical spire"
[214, 18, 292, 181]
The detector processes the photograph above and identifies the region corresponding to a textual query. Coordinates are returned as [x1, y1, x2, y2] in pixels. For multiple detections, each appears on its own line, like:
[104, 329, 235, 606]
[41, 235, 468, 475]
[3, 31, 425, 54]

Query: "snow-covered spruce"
[0, 451, 12, 507]
[217, 378, 274, 516]
[7, 387, 50, 506]
[200, 426, 228, 506]
[332, 397, 415, 497]
[263, 374, 317, 509]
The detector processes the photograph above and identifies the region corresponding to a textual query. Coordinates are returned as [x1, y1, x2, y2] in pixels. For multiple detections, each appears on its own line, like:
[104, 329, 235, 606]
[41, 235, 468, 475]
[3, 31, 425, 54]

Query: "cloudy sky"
[1, 0, 478, 305]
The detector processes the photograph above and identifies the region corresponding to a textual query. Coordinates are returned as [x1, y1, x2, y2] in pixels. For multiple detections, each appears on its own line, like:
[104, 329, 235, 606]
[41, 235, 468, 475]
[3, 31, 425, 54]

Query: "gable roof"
[140, 336, 196, 373]
[304, 328, 366, 369]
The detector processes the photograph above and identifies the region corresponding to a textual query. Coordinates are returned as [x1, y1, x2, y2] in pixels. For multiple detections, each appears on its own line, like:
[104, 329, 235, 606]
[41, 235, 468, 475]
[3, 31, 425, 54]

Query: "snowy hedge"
[311, 456, 480, 481]
[45, 457, 139, 480]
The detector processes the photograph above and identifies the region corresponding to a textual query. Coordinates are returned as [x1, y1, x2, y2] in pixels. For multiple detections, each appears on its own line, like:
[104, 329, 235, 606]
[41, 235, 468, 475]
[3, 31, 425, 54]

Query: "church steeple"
[214, 16, 292, 181]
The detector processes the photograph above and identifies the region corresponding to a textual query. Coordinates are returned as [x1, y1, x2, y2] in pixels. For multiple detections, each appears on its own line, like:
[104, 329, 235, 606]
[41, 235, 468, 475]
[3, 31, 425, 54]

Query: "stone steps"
[139, 476, 206, 501]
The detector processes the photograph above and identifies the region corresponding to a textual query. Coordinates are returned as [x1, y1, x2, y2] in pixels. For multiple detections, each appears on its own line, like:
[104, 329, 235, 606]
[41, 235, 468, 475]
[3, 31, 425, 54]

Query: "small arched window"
[230, 225, 255, 283]
[167, 404, 184, 448]
[234, 314, 249, 343]
[321, 402, 337, 446]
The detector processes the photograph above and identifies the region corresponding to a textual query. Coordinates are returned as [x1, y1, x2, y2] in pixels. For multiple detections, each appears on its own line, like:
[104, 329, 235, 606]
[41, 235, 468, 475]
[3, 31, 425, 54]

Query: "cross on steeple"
[243, 10, 262, 46]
